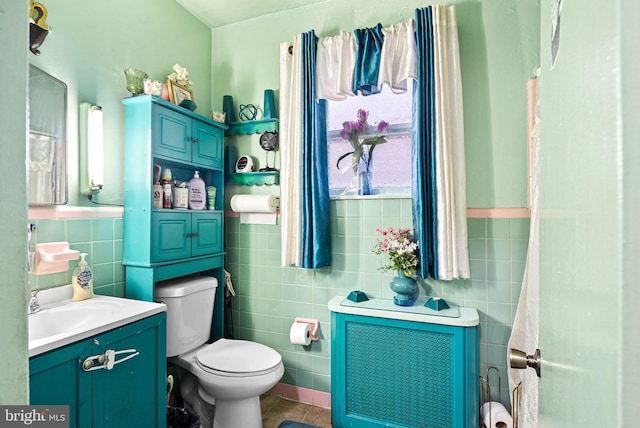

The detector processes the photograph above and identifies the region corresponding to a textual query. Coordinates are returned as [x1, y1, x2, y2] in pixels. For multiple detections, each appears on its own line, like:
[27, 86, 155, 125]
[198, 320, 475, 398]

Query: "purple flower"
[357, 109, 368, 122]
[377, 121, 389, 133]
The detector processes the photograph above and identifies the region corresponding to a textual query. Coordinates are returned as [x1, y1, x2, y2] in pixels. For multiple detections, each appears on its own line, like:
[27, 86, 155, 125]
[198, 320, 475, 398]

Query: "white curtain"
[378, 19, 418, 94]
[508, 75, 540, 427]
[316, 31, 356, 101]
[279, 37, 303, 266]
[433, 5, 470, 280]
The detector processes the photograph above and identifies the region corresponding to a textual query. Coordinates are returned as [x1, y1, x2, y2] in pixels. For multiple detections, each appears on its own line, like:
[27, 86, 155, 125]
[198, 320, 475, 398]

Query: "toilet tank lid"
[154, 276, 218, 298]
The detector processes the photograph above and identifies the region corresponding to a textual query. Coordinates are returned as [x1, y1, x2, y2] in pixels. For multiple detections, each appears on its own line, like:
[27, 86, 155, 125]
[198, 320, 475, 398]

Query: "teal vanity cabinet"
[122, 96, 227, 340]
[329, 296, 479, 428]
[29, 313, 166, 428]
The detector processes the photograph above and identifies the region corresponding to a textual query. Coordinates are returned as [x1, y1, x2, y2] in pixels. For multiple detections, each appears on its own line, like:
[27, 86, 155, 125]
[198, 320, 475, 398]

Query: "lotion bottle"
[72, 253, 93, 302]
[188, 170, 206, 210]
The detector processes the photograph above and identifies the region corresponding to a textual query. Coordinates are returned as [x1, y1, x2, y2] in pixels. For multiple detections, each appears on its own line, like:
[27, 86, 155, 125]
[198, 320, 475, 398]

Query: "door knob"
[509, 348, 541, 378]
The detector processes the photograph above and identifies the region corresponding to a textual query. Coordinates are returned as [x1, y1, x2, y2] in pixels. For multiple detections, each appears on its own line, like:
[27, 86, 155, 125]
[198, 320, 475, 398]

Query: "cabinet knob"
[193, 138, 199, 143]
[83, 359, 94, 370]
[192, 232, 198, 237]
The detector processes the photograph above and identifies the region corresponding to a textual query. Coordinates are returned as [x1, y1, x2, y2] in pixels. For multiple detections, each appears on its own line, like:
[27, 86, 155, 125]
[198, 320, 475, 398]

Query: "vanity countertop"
[29, 285, 166, 357]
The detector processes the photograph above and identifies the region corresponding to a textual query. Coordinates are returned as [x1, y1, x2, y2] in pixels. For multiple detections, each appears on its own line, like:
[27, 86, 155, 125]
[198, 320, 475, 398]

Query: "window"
[326, 81, 413, 197]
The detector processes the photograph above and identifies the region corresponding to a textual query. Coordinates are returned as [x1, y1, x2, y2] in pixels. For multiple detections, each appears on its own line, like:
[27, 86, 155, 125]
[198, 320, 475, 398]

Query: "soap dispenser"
[72, 253, 93, 302]
[188, 170, 206, 210]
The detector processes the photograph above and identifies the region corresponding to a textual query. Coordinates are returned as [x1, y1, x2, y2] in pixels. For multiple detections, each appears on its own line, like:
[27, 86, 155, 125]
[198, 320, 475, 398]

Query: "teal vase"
[390, 271, 418, 306]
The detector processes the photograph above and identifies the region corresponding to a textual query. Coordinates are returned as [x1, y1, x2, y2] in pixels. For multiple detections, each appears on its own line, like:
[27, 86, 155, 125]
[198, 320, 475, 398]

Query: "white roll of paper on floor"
[230, 194, 279, 224]
[289, 322, 312, 346]
[480, 402, 513, 428]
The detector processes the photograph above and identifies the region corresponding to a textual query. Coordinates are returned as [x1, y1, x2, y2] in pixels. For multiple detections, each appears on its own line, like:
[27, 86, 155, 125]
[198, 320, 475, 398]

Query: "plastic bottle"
[72, 253, 93, 302]
[162, 168, 173, 209]
[188, 171, 206, 210]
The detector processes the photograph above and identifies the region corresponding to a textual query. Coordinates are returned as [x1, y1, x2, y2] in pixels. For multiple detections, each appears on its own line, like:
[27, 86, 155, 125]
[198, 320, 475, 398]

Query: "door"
[191, 212, 223, 257]
[153, 105, 191, 162]
[536, 1, 624, 425]
[192, 119, 223, 169]
[152, 211, 191, 262]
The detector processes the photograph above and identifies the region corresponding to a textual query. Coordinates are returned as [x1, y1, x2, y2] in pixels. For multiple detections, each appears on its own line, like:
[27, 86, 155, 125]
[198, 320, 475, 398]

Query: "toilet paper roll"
[481, 402, 513, 428]
[230, 194, 279, 213]
[290, 322, 312, 346]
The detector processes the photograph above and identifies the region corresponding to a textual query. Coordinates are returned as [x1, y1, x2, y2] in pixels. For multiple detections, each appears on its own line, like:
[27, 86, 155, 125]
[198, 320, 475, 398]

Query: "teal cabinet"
[151, 211, 223, 262]
[153, 104, 223, 170]
[122, 95, 226, 340]
[30, 314, 166, 428]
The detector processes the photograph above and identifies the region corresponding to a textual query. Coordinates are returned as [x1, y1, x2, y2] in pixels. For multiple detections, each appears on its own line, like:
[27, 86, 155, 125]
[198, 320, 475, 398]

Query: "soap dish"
[425, 297, 450, 311]
[347, 290, 369, 302]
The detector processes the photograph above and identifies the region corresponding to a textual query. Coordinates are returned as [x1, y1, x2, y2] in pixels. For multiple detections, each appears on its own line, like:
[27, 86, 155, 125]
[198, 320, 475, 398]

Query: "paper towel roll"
[481, 402, 513, 428]
[230, 194, 279, 213]
[290, 322, 312, 346]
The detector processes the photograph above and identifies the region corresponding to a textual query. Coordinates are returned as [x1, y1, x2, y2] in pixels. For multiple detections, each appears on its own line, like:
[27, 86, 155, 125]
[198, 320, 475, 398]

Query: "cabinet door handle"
[193, 138, 199, 143]
[192, 232, 198, 238]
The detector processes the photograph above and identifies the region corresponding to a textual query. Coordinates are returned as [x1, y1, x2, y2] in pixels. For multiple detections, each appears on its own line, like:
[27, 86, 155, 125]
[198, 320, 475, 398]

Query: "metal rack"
[479, 366, 521, 428]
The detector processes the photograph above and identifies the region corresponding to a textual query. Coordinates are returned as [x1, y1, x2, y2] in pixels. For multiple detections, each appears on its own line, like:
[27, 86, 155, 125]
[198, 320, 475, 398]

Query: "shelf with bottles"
[225, 145, 279, 186]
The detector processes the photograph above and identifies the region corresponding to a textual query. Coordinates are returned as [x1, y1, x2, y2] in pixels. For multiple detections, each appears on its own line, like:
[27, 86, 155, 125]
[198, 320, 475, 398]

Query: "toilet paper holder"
[293, 317, 319, 342]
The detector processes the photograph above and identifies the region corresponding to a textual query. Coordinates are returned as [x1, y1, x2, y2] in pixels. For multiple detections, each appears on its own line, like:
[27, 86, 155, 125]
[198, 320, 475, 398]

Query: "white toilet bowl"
[172, 338, 284, 428]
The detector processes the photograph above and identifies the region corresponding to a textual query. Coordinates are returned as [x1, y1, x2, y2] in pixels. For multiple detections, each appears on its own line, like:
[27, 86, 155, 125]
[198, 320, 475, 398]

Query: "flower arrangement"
[372, 227, 419, 276]
[167, 64, 194, 88]
[336, 109, 389, 175]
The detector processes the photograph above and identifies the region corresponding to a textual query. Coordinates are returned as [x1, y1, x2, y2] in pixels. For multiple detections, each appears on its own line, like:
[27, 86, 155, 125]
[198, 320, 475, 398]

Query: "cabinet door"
[153, 105, 191, 162]
[92, 318, 165, 428]
[152, 212, 191, 262]
[30, 340, 93, 427]
[29, 314, 166, 428]
[192, 119, 223, 169]
[191, 212, 223, 257]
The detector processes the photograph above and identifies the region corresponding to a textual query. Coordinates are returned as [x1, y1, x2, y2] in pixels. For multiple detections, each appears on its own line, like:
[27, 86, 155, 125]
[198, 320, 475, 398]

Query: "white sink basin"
[29, 285, 166, 357]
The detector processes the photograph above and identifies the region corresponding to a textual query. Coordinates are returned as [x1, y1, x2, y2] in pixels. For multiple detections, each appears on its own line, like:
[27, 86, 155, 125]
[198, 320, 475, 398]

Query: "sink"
[29, 299, 123, 341]
[29, 285, 166, 357]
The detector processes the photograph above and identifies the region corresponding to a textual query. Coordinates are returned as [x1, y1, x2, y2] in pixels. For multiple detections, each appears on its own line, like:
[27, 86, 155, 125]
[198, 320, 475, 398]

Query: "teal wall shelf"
[226, 145, 279, 186]
[228, 171, 279, 186]
[225, 118, 278, 136]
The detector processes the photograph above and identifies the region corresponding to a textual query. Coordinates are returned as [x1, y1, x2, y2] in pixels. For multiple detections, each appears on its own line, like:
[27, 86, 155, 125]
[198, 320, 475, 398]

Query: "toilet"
[155, 276, 284, 428]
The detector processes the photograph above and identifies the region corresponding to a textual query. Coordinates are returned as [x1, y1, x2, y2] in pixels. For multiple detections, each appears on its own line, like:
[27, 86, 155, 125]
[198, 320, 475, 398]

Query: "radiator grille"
[345, 321, 454, 427]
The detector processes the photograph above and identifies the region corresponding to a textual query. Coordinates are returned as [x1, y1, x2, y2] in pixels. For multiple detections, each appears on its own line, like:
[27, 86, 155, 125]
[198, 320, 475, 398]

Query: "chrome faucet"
[28, 288, 41, 314]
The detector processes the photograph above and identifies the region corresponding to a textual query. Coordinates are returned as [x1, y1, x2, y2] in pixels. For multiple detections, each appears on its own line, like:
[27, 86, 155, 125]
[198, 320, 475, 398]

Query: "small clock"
[259, 131, 278, 172]
[235, 155, 254, 173]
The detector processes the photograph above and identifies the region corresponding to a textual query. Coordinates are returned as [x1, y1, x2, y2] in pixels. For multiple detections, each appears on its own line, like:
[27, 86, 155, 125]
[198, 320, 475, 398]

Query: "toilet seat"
[196, 339, 282, 377]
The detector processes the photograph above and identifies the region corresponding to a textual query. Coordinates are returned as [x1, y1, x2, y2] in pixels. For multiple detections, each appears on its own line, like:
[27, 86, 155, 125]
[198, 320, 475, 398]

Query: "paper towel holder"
[294, 317, 318, 342]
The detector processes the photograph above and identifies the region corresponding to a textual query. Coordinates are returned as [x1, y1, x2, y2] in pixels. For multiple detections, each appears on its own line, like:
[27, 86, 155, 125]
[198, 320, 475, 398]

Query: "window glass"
[326, 81, 413, 197]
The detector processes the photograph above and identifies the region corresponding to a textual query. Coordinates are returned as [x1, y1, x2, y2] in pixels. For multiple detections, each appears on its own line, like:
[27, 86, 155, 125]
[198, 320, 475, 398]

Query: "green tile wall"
[225, 198, 530, 408]
[28, 205, 529, 409]
[27, 218, 125, 297]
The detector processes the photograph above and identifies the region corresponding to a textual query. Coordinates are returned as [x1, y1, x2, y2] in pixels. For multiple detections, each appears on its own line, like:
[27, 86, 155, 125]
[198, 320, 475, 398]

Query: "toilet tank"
[154, 275, 218, 357]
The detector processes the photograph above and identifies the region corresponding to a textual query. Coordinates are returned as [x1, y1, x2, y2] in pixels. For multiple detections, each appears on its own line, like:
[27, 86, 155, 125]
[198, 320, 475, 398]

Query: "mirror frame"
[28, 64, 68, 205]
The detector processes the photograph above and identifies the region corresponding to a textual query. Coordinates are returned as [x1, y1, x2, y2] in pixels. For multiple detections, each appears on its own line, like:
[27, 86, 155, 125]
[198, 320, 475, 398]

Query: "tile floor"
[260, 394, 333, 428]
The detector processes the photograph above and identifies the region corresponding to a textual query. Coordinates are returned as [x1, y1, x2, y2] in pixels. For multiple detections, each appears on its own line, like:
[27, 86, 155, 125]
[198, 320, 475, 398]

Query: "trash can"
[166, 406, 200, 428]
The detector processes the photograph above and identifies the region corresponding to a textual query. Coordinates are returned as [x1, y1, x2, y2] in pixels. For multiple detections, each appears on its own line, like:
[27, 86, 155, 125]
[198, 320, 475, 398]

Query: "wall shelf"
[224, 118, 278, 136]
[228, 171, 279, 186]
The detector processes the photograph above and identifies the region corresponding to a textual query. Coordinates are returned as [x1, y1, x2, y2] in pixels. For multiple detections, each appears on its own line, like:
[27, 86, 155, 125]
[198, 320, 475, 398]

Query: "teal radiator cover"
[331, 312, 478, 428]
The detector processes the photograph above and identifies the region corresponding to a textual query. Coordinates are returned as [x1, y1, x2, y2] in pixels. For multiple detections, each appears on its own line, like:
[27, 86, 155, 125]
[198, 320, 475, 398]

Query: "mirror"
[28, 64, 67, 205]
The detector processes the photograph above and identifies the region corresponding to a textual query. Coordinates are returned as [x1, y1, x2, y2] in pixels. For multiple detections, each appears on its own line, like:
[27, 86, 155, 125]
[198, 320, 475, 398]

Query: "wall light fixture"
[79, 102, 104, 195]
